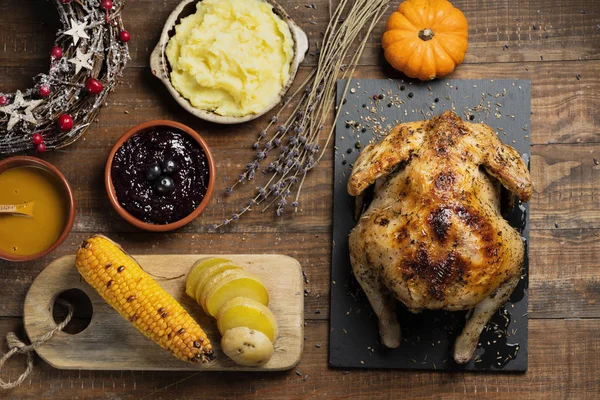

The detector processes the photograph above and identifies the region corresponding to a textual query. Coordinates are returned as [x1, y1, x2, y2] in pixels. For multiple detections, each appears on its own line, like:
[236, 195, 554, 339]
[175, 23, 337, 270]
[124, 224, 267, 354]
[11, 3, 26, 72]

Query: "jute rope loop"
[0, 299, 73, 390]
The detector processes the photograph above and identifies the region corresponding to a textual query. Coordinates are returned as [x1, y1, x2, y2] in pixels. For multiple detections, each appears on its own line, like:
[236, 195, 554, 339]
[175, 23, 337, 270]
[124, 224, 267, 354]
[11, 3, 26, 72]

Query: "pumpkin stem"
[418, 28, 435, 41]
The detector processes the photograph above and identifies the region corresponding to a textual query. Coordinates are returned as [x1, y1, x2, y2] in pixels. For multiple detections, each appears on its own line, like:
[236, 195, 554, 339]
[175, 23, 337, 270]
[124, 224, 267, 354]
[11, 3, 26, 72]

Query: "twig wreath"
[0, 0, 130, 154]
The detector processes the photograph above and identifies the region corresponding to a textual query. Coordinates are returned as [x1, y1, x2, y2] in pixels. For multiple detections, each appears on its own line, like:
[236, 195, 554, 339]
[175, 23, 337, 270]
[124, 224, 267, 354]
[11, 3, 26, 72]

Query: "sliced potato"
[203, 270, 269, 317]
[185, 257, 232, 298]
[194, 263, 241, 304]
[199, 268, 247, 311]
[217, 297, 278, 342]
[221, 327, 274, 366]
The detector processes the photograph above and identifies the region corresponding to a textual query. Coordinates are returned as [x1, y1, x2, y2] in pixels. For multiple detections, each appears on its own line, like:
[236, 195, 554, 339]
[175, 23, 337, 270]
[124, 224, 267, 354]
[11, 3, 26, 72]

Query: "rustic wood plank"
[528, 228, 600, 318]
[0, 0, 598, 70]
[530, 144, 600, 230]
[0, 318, 597, 399]
[0, 0, 61, 70]
[0, 228, 598, 320]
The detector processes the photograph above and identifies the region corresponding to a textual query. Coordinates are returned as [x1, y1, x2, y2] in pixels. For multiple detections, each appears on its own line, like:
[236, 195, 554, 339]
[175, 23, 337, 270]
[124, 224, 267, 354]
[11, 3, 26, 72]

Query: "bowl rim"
[0, 156, 76, 262]
[150, 0, 309, 125]
[104, 120, 216, 232]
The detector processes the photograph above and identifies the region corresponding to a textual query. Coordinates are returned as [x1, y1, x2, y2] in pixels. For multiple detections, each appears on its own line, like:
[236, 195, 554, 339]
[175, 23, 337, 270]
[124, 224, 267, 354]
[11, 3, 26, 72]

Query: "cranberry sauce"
[111, 128, 210, 224]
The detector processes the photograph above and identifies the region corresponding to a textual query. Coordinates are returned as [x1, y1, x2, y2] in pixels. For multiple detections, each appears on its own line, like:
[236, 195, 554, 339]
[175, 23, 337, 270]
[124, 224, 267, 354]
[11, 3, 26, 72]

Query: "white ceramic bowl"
[150, 0, 309, 124]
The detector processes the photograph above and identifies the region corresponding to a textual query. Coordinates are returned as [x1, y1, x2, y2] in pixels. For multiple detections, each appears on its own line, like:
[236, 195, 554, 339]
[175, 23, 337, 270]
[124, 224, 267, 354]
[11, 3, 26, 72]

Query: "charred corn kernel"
[75, 235, 214, 363]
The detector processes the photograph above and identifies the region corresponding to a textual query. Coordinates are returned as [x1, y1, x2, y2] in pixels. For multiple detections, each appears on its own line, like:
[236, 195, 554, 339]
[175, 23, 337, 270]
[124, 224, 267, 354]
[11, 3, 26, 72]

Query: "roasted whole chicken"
[347, 111, 532, 363]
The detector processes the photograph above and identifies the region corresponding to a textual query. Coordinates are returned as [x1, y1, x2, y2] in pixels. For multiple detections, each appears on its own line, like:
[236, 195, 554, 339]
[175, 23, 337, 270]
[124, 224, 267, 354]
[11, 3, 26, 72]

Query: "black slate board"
[330, 79, 531, 372]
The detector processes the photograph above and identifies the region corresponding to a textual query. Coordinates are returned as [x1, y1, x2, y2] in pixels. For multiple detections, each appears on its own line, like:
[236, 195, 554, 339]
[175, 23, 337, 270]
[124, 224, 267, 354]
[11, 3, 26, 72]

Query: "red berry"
[119, 30, 131, 43]
[0, 95, 7, 106]
[101, 0, 113, 10]
[58, 114, 73, 131]
[86, 78, 103, 95]
[50, 46, 63, 59]
[36, 143, 47, 153]
[32, 134, 44, 145]
[39, 85, 51, 98]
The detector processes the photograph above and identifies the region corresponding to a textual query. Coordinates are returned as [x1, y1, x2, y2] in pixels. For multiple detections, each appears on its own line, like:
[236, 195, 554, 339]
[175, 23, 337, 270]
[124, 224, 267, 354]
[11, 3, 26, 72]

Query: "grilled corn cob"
[75, 235, 214, 363]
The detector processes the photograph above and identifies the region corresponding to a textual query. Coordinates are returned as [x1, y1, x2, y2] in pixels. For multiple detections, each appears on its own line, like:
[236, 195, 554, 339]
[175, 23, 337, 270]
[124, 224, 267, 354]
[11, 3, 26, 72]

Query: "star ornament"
[63, 18, 90, 46]
[0, 91, 43, 131]
[68, 49, 94, 74]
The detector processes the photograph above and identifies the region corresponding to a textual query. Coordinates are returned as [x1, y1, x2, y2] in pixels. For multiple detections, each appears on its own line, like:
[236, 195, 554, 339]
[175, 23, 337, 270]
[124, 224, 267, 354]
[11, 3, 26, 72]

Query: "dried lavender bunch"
[0, 0, 129, 154]
[215, 0, 389, 228]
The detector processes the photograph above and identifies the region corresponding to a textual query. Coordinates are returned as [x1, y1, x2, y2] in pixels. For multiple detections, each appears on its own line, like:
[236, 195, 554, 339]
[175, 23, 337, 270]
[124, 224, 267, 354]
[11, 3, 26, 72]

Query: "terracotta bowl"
[150, 0, 309, 124]
[0, 156, 75, 262]
[105, 120, 215, 232]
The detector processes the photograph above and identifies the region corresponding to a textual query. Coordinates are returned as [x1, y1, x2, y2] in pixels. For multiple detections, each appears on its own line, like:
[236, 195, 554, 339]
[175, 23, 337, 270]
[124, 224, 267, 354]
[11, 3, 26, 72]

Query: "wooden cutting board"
[24, 254, 304, 371]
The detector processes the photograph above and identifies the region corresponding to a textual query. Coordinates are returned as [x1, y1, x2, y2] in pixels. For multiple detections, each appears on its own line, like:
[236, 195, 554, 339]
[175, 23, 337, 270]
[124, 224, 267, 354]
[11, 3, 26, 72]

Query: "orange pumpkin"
[382, 0, 468, 81]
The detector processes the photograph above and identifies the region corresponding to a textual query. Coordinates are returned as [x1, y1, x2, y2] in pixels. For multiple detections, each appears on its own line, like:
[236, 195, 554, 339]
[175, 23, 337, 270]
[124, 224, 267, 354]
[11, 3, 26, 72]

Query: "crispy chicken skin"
[347, 111, 532, 363]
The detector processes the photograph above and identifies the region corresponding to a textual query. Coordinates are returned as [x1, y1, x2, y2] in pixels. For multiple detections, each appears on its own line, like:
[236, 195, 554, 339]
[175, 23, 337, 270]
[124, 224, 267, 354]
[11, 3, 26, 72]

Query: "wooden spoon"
[0, 201, 35, 217]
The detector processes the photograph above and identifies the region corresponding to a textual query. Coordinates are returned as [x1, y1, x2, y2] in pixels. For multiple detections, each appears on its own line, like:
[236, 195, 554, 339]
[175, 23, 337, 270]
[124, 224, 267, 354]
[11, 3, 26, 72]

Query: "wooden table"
[1, 0, 598, 398]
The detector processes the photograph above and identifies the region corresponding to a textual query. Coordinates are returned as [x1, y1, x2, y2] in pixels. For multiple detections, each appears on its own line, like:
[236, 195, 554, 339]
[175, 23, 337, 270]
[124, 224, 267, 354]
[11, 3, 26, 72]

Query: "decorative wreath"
[0, 0, 130, 154]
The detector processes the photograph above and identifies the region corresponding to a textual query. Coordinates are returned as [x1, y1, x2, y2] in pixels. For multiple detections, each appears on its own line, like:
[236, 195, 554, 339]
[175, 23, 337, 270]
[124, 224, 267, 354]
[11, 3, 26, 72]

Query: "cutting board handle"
[24, 256, 95, 344]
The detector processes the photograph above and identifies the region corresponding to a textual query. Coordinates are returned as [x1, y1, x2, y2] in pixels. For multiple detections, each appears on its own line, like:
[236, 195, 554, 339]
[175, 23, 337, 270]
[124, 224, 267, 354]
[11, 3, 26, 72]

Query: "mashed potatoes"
[165, 0, 294, 117]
